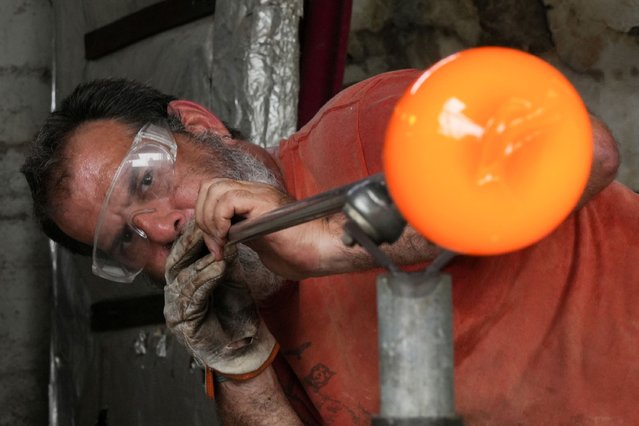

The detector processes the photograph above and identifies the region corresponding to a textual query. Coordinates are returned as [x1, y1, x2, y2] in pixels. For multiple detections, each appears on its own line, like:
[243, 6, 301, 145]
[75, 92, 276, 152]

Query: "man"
[22, 69, 636, 425]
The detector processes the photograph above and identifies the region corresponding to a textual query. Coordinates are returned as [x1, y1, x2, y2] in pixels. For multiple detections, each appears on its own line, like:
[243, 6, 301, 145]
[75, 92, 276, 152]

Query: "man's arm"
[216, 366, 302, 425]
[195, 178, 440, 279]
[576, 114, 620, 208]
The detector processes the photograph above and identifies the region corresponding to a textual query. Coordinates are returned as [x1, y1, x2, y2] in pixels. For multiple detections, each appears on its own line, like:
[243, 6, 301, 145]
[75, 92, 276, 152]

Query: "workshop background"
[1, 0, 638, 425]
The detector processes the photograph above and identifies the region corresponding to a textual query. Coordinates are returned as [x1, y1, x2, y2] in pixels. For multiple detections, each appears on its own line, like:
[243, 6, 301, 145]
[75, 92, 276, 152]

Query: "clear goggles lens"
[92, 123, 177, 283]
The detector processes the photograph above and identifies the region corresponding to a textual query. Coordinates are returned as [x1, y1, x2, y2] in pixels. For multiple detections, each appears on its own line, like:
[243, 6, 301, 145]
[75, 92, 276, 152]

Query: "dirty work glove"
[164, 221, 278, 380]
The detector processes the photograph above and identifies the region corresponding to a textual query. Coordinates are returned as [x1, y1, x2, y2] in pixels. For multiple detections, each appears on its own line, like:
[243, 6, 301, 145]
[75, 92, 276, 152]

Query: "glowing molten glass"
[384, 47, 592, 255]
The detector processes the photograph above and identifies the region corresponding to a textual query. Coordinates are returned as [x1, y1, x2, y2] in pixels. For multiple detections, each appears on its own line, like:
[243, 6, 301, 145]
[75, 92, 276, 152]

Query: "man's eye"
[114, 226, 138, 263]
[116, 227, 136, 257]
[140, 170, 153, 193]
[121, 227, 134, 245]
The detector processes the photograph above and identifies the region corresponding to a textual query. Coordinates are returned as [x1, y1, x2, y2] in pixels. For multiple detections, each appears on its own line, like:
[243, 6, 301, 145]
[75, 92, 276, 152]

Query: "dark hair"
[21, 78, 179, 255]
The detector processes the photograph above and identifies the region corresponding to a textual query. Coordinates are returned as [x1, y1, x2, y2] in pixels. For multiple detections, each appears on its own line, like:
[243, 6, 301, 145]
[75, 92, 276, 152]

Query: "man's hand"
[195, 178, 342, 280]
[164, 221, 277, 377]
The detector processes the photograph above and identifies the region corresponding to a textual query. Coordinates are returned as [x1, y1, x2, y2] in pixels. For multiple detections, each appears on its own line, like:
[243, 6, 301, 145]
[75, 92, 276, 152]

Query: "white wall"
[0, 0, 53, 424]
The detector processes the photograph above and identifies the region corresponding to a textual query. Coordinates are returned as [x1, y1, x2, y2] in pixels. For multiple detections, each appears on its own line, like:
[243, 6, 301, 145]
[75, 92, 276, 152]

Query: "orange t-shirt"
[264, 69, 639, 425]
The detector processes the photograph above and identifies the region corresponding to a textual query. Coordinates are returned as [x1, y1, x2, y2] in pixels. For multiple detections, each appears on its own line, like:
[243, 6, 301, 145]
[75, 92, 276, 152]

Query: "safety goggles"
[92, 123, 177, 283]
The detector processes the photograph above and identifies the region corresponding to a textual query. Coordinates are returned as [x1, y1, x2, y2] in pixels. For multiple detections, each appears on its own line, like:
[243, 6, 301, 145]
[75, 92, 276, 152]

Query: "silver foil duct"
[212, 0, 303, 148]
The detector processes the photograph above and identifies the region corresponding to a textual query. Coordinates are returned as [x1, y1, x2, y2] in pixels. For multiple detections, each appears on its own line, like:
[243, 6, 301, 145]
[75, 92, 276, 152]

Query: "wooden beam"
[85, 0, 215, 60]
[91, 294, 165, 331]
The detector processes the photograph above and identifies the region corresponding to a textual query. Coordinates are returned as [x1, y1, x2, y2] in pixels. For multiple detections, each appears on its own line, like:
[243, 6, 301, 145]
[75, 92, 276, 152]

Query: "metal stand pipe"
[374, 272, 461, 425]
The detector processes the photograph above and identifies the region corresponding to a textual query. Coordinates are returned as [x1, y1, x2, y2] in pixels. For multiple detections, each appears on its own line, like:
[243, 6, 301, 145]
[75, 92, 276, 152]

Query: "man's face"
[53, 120, 216, 282]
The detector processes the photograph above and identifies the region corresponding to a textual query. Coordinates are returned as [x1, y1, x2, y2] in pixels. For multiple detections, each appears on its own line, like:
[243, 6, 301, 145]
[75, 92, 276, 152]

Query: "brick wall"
[347, 0, 639, 188]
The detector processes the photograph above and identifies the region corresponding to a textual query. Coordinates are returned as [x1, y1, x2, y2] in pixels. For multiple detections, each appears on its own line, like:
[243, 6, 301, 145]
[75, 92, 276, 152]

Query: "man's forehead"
[53, 120, 136, 244]
[67, 119, 135, 155]
[66, 120, 135, 184]
[53, 189, 101, 246]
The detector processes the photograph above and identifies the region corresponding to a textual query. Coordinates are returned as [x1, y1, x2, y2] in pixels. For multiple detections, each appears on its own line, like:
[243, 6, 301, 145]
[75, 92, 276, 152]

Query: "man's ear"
[167, 100, 231, 137]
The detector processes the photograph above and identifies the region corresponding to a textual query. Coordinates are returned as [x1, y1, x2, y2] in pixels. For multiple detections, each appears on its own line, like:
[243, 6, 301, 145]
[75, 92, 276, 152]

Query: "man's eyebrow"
[128, 167, 140, 196]
[101, 168, 140, 253]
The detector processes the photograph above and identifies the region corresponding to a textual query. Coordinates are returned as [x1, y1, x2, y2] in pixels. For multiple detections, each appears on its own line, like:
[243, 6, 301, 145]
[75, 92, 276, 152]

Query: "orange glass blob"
[383, 47, 593, 255]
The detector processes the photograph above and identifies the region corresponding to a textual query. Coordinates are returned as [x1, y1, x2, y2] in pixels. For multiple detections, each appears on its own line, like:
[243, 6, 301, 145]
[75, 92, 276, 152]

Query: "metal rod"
[227, 173, 384, 245]
[421, 249, 457, 279]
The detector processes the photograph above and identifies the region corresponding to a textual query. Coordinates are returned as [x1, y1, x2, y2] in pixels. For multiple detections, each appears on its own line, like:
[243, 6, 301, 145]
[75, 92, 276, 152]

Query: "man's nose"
[130, 206, 186, 245]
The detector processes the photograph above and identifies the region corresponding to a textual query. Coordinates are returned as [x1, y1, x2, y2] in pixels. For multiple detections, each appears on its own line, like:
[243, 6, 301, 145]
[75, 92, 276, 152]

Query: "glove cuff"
[208, 320, 279, 376]
[215, 340, 280, 382]
[204, 329, 279, 399]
